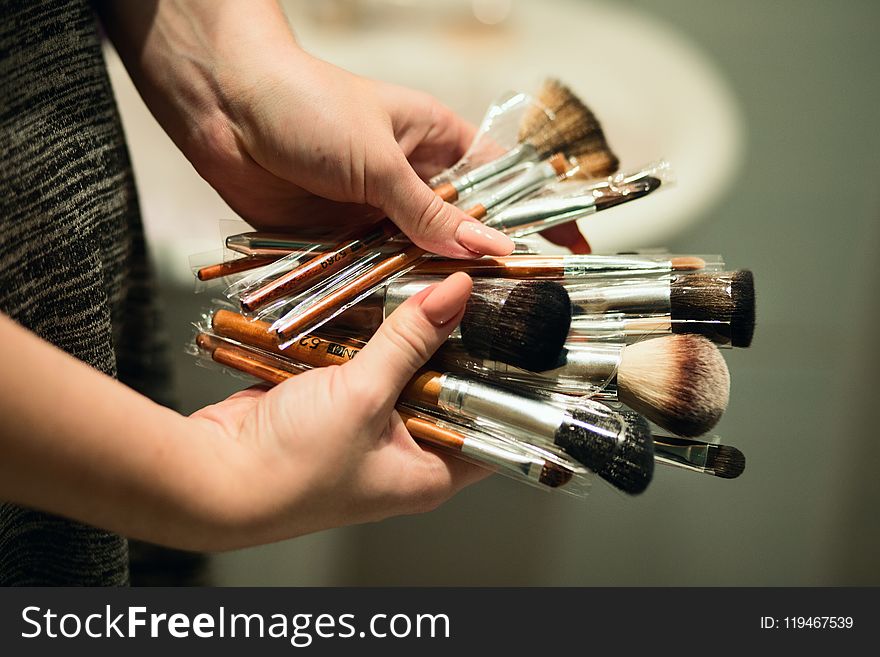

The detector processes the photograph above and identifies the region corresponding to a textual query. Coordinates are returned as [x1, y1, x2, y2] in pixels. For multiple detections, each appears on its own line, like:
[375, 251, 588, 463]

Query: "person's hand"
[100, 0, 586, 255]
[187, 272, 489, 549]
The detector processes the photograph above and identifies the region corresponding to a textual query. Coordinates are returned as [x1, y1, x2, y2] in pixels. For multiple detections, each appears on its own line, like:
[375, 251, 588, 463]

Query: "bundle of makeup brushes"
[189, 79, 754, 498]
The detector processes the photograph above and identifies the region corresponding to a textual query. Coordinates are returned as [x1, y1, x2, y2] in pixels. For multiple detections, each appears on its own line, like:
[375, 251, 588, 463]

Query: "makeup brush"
[616, 335, 730, 438]
[194, 332, 575, 488]
[459, 279, 572, 372]
[227, 276, 574, 373]
[329, 278, 573, 371]
[401, 371, 653, 494]
[270, 165, 653, 342]
[566, 270, 756, 348]
[211, 229, 686, 283]
[435, 333, 730, 437]
[204, 312, 651, 493]
[196, 255, 283, 282]
[653, 434, 746, 479]
[225, 231, 538, 259]
[419, 253, 705, 278]
[433, 78, 618, 202]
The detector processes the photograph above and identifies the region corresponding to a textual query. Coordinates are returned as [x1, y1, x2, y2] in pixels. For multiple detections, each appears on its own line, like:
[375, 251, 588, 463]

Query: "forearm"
[94, 0, 304, 160]
[0, 314, 245, 550]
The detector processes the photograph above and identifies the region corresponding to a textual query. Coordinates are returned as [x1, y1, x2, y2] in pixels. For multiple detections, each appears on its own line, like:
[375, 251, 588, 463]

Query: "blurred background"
[106, 0, 880, 584]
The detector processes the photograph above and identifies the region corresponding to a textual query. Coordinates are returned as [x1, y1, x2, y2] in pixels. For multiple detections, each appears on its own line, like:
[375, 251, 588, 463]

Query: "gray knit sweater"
[0, 0, 175, 585]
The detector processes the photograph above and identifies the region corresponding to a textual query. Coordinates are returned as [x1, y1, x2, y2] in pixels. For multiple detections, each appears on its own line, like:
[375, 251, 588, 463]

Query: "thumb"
[371, 150, 514, 258]
[342, 272, 473, 417]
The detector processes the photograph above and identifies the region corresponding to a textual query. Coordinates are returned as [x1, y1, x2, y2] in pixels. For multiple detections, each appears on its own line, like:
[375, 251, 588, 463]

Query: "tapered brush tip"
[520, 79, 618, 176]
[459, 280, 572, 372]
[706, 444, 746, 479]
[554, 406, 654, 495]
[617, 335, 730, 438]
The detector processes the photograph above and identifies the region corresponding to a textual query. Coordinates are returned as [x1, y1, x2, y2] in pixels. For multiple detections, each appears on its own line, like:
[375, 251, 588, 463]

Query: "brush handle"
[212, 310, 363, 366]
[209, 314, 443, 404]
[239, 219, 401, 312]
[196, 256, 283, 282]
[273, 243, 428, 341]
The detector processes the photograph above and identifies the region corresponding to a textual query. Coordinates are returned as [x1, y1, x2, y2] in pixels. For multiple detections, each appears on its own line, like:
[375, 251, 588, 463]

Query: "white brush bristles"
[617, 334, 730, 437]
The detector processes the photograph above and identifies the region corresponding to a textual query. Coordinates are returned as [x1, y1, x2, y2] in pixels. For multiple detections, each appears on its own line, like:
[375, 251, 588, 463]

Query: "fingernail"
[454, 221, 515, 256]
[420, 272, 473, 326]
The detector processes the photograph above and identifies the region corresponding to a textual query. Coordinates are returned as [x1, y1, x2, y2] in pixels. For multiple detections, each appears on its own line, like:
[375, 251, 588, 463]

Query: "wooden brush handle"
[273, 243, 428, 341]
[196, 255, 283, 282]
[198, 335, 460, 451]
[240, 219, 401, 312]
[212, 309, 362, 366]
[210, 311, 444, 407]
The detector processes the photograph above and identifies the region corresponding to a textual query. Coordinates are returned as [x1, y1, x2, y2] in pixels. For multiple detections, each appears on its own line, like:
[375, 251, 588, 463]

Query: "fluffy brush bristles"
[670, 270, 756, 348]
[459, 280, 572, 372]
[554, 405, 653, 494]
[705, 444, 746, 479]
[617, 335, 730, 438]
[519, 79, 619, 177]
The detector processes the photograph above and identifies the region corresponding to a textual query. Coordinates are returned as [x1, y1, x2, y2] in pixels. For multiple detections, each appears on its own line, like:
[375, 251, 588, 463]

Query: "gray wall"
[160, 0, 880, 585]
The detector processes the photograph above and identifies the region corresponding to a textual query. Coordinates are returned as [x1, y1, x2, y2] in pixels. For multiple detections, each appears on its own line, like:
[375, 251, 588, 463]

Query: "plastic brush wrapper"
[481, 159, 672, 238]
[395, 403, 591, 496]
[565, 269, 756, 348]
[189, 318, 590, 495]
[613, 410, 746, 480]
[193, 234, 540, 284]
[422, 379, 653, 494]
[432, 338, 622, 398]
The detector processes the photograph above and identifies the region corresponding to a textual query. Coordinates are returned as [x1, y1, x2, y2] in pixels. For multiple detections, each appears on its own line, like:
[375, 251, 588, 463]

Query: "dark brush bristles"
[459, 280, 571, 372]
[553, 404, 654, 495]
[705, 444, 746, 479]
[539, 462, 574, 488]
[617, 335, 730, 438]
[670, 270, 756, 348]
[519, 79, 619, 176]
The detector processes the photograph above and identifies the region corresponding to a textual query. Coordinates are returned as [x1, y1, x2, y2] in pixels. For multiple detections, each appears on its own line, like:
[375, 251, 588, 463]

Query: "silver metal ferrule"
[561, 256, 674, 278]
[460, 437, 545, 482]
[469, 160, 561, 215]
[382, 277, 448, 318]
[653, 439, 710, 470]
[437, 374, 567, 439]
[567, 279, 672, 315]
[451, 143, 536, 193]
[484, 195, 597, 237]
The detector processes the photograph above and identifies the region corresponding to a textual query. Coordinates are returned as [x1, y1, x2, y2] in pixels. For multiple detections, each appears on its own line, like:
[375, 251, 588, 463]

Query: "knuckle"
[410, 192, 448, 240]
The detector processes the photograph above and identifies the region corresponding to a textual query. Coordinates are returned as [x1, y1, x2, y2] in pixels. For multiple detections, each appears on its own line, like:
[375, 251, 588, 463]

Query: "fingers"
[370, 151, 514, 259]
[342, 272, 473, 417]
[539, 222, 593, 254]
[401, 448, 493, 514]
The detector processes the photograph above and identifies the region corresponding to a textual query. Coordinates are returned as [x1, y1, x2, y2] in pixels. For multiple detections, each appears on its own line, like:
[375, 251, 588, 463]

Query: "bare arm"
[0, 273, 486, 551]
